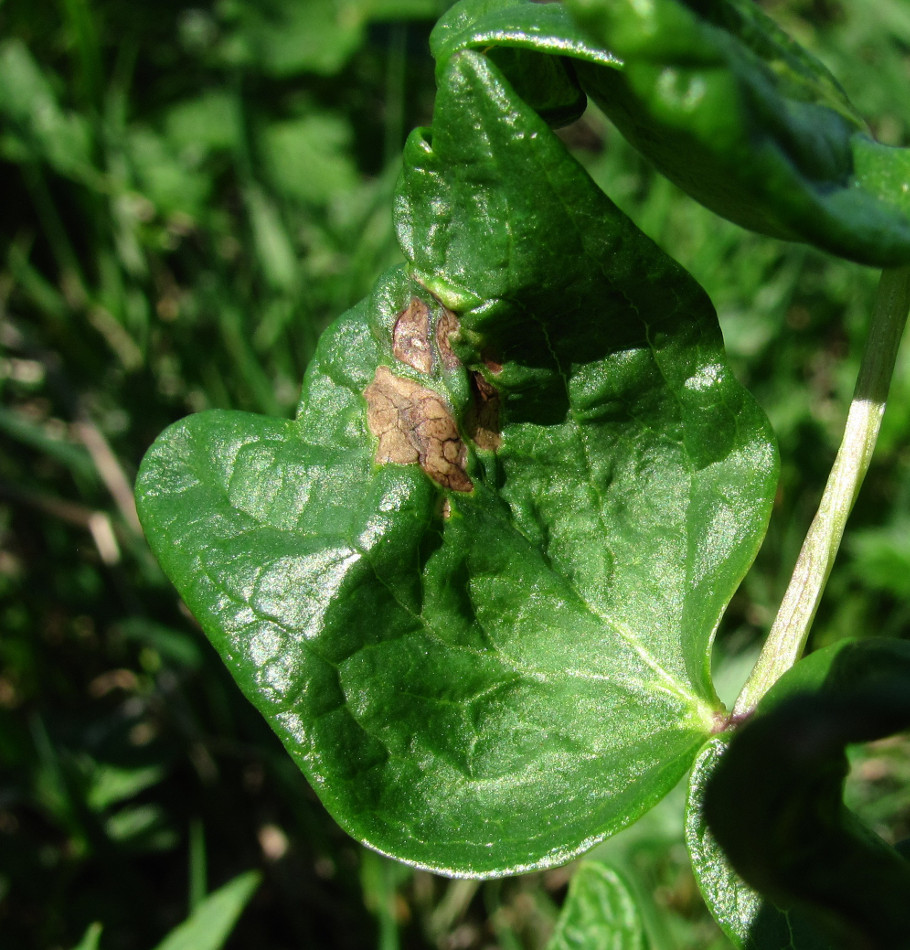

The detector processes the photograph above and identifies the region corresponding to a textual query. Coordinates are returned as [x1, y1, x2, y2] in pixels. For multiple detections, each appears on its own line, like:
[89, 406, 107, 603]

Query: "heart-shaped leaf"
[136, 50, 777, 875]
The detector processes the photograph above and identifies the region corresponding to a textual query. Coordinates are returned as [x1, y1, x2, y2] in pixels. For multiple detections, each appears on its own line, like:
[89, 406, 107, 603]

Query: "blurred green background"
[2, 1, 910, 948]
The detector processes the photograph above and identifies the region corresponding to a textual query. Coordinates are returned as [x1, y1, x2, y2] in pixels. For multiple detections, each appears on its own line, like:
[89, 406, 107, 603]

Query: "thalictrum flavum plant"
[135, 1, 910, 945]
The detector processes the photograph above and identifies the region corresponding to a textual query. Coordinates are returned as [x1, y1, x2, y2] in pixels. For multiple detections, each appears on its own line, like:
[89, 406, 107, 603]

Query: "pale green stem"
[734, 264, 910, 718]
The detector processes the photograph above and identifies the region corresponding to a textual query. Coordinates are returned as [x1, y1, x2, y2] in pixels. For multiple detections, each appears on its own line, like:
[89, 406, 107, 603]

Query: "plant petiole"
[733, 264, 910, 718]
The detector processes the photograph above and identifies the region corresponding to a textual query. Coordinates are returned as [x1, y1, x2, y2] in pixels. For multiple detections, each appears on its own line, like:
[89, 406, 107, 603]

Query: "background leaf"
[152, 870, 261, 950]
[546, 861, 647, 950]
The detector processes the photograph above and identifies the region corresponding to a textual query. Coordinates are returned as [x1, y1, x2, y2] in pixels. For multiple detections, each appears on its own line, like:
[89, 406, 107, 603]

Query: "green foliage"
[135, 0, 910, 939]
[136, 43, 777, 874]
[7, 0, 910, 947]
[687, 640, 910, 949]
[545, 861, 645, 950]
[567, 0, 910, 265]
[152, 870, 261, 950]
[686, 738, 830, 950]
[702, 640, 910, 947]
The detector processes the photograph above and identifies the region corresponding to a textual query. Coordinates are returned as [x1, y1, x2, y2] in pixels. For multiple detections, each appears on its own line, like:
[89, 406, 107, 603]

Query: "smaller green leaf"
[686, 738, 830, 950]
[700, 639, 910, 948]
[753, 639, 854, 711]
[152, 870, 261, 950]
[546, 861, 647, 950]
[565, 0, 910, 266]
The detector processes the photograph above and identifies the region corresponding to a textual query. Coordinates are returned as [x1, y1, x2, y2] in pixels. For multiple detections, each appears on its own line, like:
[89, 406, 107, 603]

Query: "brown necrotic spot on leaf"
[364, 366, 473, 492]
[482, 351, 503, 375]
[435, 308, 461, 371]
[466, 371, 502, 451]
[393, 297, 432, 375]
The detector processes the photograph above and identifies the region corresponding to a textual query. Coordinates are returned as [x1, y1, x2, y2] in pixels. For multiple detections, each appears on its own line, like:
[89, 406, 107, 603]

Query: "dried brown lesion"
[364, 296, 504, 492]
[392, 297, 433, 375]
[465, 370, 502, 451]
[393, 296, 463, 378]
[482, 350, 503, 375]
[435, 308, 461, 371]
[364, 366, 473, 492]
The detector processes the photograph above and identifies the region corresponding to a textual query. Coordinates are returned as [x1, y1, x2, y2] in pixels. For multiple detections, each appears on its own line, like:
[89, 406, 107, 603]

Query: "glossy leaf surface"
[685, 643, 871, 947]
[564, 0, 910, 265]
[432, 0, 618, 68]
[136, 51, 777, 875]
[697, 639, 910, 948]
[546, 861, 646, 950]
[686, 739, 829, 950]
[430, 0, 617, 126]
[432, 0, 910, 264]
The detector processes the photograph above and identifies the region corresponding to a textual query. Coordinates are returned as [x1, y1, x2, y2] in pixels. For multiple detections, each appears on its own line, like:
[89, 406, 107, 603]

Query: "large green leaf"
[563, 0, 910, 266]
[694, 639, 910, 948]
[136, 50, 776, 875]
